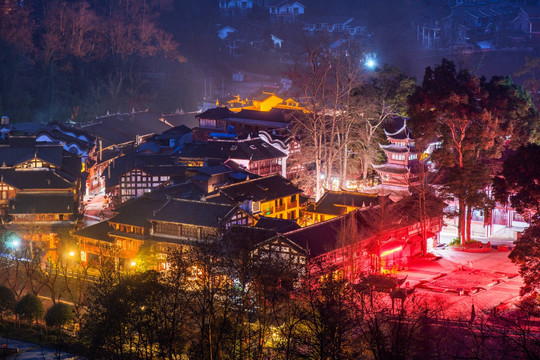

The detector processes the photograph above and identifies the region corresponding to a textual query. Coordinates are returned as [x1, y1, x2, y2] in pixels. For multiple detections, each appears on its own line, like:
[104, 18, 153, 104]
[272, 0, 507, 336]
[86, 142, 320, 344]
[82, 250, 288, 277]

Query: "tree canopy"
[15, 293, 44, 324]
[493, 144, 540, 222]
[493, 144, 540, 297]
[0, 286, 16, 318]
[0, 0, 185, 123]
[408, 59, 538, 243]
[45, 302, 74, 328]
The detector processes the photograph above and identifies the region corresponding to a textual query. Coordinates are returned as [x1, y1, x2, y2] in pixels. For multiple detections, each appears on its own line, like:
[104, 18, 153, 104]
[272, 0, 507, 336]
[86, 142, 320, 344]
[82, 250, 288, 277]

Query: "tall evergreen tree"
[408, 60, 537, 243]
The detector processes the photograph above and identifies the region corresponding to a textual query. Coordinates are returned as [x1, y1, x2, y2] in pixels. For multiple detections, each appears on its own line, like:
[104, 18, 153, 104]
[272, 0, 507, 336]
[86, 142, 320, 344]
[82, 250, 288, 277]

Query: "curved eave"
[372, 163, 410, 175]
[379, 143, 411, 153]
[384, 124, 413, 141]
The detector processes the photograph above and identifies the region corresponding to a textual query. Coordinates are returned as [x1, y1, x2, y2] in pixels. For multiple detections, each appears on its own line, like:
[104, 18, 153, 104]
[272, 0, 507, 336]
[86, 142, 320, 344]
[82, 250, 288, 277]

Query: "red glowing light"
[381, 246, 403, 257]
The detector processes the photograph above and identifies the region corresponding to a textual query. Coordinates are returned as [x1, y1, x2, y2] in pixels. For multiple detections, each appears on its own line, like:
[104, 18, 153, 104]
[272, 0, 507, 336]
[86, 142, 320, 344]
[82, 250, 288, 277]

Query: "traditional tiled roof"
[59, 153, 83, 180]
[304, 191, 380, 216]
[81, 111, 173, 148]
[0, 169, 73, 190]
[222, 225, 279, 250]
[176, 138, 286, 162]
[379, 144, 411, 153]
[269, 0, 305, 8]
[104, 153, 185, 187]
[284, 216, 349, 257]
[372, 163, 410, 174]
[150, 198, 239, 228]
[286, 194, 444, 258]
[9, 192, 75, 214]
[384, 117, 413, 141]
[0, 136, 64, 168]
[254, 216, 301, 233]
[72, 221, 114, 243]
[6, 121, 95, 148]
[154, 125, 192, 140]
[197, 107, 299, 124]
[108, 196, 164, 227]
[196, 107, 235, 120]
[140, 182, 206, 202]
[222, 225, 307, 257]
[109, 195, 240, 229]
[207, 174, 302, 203]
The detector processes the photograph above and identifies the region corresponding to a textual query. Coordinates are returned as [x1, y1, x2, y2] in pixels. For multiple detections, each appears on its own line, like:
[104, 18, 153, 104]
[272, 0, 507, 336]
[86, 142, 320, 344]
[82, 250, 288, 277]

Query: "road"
[81, 194, 115, 228]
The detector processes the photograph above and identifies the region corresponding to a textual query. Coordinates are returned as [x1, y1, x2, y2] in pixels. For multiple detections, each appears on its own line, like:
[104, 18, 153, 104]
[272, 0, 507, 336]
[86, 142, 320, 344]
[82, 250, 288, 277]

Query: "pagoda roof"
[384, 117, 413, 141]
[379, 144, 411, 153]
[372, 163, 410, 175]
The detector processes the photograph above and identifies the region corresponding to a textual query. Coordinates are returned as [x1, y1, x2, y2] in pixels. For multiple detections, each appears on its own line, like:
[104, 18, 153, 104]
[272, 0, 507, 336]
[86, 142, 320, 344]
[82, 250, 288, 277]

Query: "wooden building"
[206, 174, 303, 221]
[303, 190, 381, 226]
[73, 195, 255, 270]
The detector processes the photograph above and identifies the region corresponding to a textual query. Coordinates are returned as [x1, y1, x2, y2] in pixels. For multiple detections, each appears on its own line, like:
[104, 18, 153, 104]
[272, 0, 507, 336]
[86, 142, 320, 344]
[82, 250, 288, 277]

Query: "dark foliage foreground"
[78, 249, 540, 360]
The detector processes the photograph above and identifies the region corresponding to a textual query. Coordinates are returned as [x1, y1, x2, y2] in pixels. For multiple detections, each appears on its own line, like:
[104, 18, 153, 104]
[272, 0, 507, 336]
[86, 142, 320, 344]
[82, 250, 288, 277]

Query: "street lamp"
[363, 53, 378, 70]
[7, 234, 21, 250]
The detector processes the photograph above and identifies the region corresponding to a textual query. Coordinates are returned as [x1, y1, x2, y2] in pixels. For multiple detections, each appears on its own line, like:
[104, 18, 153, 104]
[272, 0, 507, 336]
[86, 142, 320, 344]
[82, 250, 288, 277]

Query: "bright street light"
[363, 53, 378, 70]
[365, 59, 376, 69]
[7, 234, 21, 250]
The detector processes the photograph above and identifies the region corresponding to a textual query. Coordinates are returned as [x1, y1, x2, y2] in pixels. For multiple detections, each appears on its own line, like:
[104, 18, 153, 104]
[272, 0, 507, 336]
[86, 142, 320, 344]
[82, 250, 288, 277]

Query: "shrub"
[0, 286, 16, 318]
[45, 302, 74, 328]
[15, 293, 44, 324]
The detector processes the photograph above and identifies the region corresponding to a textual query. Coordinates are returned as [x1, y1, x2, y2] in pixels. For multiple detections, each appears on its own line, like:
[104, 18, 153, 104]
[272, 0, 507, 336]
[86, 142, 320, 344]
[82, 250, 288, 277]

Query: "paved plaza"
[401, 246, 523, 318]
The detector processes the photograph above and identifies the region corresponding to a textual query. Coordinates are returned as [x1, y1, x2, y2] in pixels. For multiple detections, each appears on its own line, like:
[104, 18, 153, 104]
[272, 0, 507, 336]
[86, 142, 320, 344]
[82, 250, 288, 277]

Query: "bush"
[0, 286, 16, 317]
[449, 238, 461, 246]
[15, 293, 44, 324]
[45, 303, 74, 328]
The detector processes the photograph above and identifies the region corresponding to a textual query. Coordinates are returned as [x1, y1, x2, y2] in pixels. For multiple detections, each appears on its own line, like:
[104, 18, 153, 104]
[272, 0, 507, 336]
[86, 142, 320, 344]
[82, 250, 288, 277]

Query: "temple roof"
[384, 117, 413, 141]
[372, 163, 410, 174]
[379, 144, 412, 153]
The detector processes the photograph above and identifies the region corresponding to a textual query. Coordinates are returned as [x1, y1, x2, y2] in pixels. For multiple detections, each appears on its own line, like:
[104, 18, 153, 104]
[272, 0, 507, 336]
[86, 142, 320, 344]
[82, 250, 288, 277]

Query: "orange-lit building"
[194, 92, 307, 141]
[73, 195, 255, 270]
[206, 174, 303, 221]
[0, 134, 80, 259]
[286, 193, 445, 278]
[302, 190, 381, 225]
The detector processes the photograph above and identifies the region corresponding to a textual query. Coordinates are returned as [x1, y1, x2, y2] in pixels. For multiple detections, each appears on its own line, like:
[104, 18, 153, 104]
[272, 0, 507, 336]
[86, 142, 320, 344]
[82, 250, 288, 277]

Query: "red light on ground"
[381, 246, 403, 257]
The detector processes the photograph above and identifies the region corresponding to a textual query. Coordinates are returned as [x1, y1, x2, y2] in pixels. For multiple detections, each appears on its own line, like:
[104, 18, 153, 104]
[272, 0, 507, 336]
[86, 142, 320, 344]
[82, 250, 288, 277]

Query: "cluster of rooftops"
[0, 93, 439, 270]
